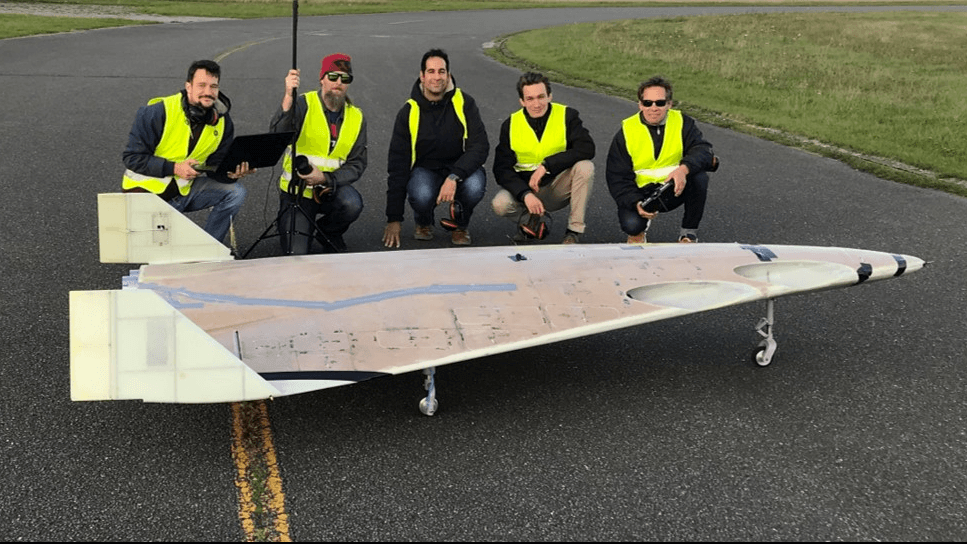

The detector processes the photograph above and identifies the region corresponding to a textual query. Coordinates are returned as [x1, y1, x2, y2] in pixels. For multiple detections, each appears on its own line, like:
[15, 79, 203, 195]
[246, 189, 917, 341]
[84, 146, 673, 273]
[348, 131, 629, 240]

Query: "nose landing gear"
[752, 298, 777, 367]
[418, 367, 438, 416]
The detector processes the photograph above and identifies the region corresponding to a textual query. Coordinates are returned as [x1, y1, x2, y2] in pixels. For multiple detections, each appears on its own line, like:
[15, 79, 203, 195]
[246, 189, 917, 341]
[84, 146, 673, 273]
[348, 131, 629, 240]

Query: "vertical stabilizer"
[98, 193, 233, 264]
[70, 290, 279, 403]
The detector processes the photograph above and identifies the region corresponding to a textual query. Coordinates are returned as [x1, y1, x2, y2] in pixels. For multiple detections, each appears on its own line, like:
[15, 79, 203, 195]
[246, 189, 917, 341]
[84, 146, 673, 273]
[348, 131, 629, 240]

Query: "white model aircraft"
[70, 193, 924, 415]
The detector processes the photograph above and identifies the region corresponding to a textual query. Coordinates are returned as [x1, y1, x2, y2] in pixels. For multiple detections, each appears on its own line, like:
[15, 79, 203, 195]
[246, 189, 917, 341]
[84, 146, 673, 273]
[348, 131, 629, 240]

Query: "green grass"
[490, 11, 967, 193]
[0, 12, 152, 37]
[6, 0, 967, 19]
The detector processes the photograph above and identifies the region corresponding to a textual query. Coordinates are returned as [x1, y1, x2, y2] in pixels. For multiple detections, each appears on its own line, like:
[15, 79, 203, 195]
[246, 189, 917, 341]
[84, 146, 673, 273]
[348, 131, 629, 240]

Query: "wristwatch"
[447, 174, 463, 184]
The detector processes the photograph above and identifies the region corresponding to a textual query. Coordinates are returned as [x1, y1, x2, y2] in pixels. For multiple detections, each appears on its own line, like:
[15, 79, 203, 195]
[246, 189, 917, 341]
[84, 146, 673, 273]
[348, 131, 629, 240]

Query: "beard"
[324, 90, 346, 111]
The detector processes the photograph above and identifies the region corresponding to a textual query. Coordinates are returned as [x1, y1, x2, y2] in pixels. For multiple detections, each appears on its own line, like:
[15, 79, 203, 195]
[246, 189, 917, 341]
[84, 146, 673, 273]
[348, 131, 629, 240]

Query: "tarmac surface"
[2, 4, 966, 541]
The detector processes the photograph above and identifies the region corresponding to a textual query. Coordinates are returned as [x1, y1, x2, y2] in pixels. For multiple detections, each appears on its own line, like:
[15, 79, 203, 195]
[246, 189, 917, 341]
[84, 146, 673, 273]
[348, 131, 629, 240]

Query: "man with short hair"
[269, 53, 367, 254]
[606, 76, 716, 243]
[492, 72, 595, 244]
[122, 59, 252, 244]
[382, 48, 489, 248]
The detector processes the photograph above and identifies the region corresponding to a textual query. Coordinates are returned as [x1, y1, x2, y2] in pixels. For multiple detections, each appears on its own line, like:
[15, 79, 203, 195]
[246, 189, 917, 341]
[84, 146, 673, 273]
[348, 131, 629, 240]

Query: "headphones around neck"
[182, 92, 218, 126]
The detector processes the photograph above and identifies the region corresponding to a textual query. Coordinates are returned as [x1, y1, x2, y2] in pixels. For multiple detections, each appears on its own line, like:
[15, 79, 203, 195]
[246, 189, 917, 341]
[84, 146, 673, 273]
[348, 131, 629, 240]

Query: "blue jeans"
[168, 176, 247, 243]
[278, 184, 363, 254]
[407, 167, 486, 228]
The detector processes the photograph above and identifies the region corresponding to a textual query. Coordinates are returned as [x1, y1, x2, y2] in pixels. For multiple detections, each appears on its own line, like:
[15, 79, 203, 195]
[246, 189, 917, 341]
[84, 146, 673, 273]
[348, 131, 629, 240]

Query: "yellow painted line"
[214, 38, 280, 63]
[231, 401, 291, 542]
[257, 401, 291, 539]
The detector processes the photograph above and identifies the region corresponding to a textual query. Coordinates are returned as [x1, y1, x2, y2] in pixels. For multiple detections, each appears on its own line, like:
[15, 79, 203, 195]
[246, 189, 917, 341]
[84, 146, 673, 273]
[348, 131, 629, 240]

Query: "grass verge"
[5, 0, 967, 19]
[0, 13, 152, 38]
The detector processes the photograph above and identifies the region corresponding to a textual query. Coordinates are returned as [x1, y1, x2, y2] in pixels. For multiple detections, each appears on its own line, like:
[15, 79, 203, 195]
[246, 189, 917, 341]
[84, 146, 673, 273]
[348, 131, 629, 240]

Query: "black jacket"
[606, 110, 714, 212]
[385, 77, 489, 223]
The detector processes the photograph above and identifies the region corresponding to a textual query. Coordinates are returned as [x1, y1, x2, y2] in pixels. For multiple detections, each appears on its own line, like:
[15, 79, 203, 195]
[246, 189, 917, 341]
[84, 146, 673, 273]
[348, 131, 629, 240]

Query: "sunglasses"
[325, 72, 353, 84]
[640, 99, 668, 107]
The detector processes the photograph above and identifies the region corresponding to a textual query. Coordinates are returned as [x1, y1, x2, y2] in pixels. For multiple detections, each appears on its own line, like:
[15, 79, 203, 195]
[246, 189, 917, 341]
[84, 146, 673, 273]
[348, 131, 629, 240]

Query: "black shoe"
[320, 232, 346, 253]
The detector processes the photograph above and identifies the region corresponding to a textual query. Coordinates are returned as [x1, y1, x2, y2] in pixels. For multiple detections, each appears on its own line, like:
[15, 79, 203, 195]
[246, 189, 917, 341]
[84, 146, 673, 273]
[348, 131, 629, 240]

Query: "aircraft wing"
[70, 241, 923, 404]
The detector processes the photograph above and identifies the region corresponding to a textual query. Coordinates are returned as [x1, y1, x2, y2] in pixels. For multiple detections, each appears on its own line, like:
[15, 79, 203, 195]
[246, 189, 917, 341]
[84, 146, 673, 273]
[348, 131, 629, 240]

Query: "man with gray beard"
[269, 53, 368, 254]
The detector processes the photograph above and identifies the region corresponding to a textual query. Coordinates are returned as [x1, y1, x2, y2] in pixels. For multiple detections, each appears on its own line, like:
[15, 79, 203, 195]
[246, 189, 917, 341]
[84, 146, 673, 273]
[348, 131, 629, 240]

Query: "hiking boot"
[414, 225, 434, 241]
[679, 233, 698, 243]
[562, 230, 580, 244]
[451, 229, 472, 245]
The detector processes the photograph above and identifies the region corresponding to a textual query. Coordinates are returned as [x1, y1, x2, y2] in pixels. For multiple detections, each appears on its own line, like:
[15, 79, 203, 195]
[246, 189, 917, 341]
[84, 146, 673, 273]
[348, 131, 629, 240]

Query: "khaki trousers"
[491, 160, 594, 234]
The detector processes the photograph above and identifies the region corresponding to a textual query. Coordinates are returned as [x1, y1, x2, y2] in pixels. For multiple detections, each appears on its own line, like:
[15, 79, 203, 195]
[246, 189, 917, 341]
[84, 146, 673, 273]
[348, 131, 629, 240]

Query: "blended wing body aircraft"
[70, 194, 924, 414]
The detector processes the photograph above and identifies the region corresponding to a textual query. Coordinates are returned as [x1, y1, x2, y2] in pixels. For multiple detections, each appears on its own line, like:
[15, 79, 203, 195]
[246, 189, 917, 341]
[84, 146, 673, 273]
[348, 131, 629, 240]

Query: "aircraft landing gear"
[419, 367, 438, 416]
[752, 298, 777, 367]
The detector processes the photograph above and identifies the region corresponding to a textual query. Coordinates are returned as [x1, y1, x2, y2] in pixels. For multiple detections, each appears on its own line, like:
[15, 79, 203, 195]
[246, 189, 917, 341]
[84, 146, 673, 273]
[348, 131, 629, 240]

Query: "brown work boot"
[451, 229, 472, 245]
[626, 232, 646, 244]
[562, 230, 580, 244]
[414, 225, 433, 240]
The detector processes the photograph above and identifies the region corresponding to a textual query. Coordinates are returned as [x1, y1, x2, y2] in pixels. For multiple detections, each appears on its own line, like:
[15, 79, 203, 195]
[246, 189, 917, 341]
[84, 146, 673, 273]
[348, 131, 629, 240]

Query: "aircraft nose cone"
[896, 253, 925, 275]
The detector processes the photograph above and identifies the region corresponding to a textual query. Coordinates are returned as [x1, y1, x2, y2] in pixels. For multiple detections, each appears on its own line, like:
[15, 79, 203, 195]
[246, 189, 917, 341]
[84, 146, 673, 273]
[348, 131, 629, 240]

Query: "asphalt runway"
[2, 5, 965, 541]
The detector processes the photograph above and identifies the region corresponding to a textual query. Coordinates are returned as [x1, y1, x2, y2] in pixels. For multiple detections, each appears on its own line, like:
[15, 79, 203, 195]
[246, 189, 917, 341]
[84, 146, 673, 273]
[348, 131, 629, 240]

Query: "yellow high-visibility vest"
[621, 109, 684, 188]
[122, 93, 225, 195]
[509, 103, 567, 172]
[407, 89, 467, 168]
[280, 92, 363, 199]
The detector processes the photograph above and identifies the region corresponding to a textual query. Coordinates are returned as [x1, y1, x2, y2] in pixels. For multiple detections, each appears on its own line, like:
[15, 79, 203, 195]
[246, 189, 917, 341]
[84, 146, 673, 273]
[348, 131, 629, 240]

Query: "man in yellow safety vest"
[605, 76, 717, 244]
[491, 72, 596, 245]
[122, 60, 253, 244]
[269, 53, 367, 254]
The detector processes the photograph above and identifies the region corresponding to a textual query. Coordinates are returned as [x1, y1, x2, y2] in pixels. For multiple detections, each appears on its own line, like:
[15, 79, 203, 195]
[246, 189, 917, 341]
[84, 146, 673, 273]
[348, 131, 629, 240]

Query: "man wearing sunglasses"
[382, 48, 489, 248]
[605, 76, 716, 243]
[491, 72, 596, 245]
[269, 53, 367, 254]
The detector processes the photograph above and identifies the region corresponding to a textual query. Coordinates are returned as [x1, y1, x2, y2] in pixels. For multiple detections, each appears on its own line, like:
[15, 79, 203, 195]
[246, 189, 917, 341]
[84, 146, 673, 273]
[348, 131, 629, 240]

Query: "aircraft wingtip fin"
[97, 193, 232, 265]
[70, 289, 278, 404]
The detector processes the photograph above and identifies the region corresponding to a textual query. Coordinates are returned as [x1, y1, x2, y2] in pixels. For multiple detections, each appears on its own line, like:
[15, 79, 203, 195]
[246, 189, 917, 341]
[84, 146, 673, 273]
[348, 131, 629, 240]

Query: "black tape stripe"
[740, 244, 778, 262]
[856, 263, 872, 284]
[260, 371, 389, 382]
[893, 255, 907, 276]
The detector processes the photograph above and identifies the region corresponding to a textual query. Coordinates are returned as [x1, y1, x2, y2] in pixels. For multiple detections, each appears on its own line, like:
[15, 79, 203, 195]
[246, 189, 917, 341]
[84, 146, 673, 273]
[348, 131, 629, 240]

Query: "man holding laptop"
[122, 59, 254, 244]
[268, 53, 368, 254]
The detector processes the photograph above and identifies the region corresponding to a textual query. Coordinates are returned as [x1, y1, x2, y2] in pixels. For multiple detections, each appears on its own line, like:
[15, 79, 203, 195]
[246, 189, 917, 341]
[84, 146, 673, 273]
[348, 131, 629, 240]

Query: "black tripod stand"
[241, 173, 338, 258]
[239, 0, 339, 259]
